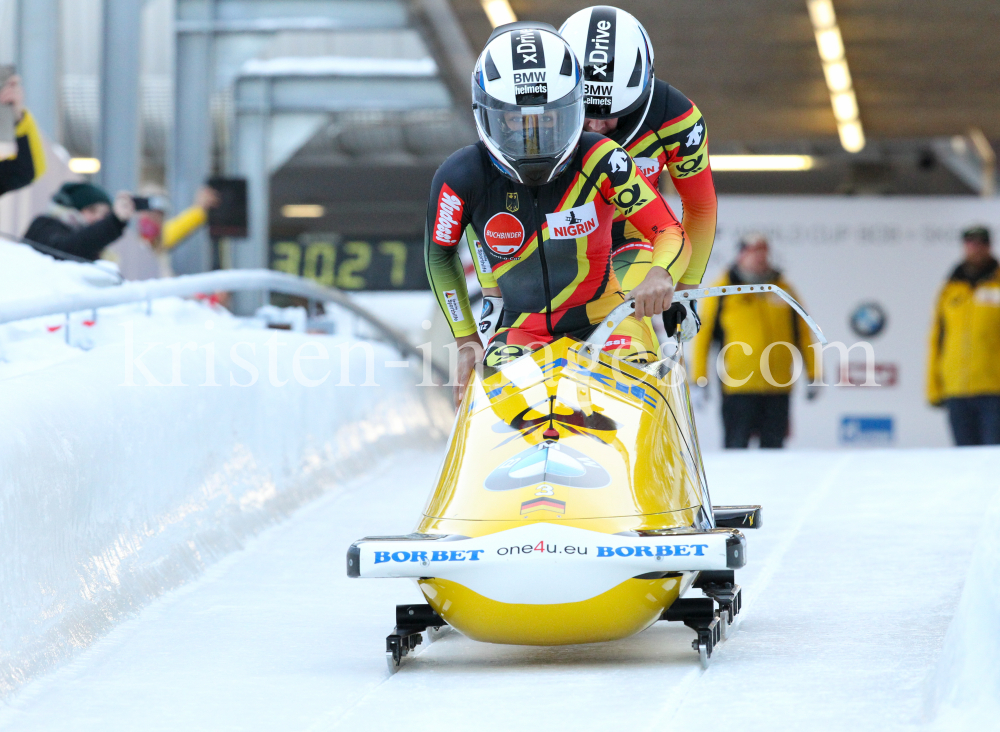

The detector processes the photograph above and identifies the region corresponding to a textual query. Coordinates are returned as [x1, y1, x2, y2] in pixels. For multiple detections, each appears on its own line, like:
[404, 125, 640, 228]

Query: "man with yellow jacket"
[927, 226, 1000, 446]
[691, 234, 816, 448]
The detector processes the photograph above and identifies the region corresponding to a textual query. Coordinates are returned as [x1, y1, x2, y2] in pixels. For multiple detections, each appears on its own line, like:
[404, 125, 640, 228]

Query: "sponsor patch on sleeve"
[682, 121, 705, 153]
[432, 183, 465, 246]
[605, 148, 633, 186]
[472, 238, 492, 274]
[666, 118, 709, 179]
[546, 201, 599, 240]
[443, 290, 465, 323]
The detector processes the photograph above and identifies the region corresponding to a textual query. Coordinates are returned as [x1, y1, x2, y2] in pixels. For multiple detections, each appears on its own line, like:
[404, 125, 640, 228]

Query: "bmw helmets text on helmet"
[472, 22, 584, 186]
[559, 6, 655, 145]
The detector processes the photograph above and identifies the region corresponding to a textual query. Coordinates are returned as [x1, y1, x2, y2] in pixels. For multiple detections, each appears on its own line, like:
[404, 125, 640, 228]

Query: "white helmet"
[559, 6, 654, 144]
[472, 22, 585, 186]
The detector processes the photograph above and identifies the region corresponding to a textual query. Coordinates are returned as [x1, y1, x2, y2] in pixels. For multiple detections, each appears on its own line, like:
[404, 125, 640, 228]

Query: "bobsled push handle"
[582, 284, 826, 355]
[581, 299, 638, 356]
[675, 284, 827, 345]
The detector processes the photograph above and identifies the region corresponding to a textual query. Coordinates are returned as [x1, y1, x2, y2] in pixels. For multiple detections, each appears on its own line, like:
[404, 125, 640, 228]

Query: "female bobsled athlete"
[425, 22, 692, 405]
[468, 8, 718, 344]
[559, 6, 718, 339]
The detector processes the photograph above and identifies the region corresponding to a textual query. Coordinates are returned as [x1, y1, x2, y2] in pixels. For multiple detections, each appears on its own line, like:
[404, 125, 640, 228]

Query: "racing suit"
[608, 80, 717, 294]
[425, 132, 689, 366]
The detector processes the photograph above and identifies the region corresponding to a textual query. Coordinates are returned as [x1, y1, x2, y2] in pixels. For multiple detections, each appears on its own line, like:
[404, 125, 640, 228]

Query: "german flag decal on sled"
[520, 496, 566, 516]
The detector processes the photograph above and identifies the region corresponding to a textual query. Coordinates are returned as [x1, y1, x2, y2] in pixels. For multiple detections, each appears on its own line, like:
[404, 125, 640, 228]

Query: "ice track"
[1, 447, 997, 732]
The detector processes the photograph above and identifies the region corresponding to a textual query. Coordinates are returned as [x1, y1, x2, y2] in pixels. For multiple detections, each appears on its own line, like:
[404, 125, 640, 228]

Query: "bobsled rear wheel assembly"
[659, 570, 743, 667]
[385, 604, 448, 674]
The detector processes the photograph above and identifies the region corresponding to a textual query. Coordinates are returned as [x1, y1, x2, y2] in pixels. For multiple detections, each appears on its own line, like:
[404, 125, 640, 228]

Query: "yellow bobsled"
[348, 286, 824, 671]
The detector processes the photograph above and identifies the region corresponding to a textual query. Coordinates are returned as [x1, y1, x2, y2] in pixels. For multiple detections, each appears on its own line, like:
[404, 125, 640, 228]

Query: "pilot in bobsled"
[347, 20, 825, 672]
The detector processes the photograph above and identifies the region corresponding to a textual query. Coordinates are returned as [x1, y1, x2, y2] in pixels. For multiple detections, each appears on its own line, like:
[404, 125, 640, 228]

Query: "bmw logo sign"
[850, 302, 887, 338]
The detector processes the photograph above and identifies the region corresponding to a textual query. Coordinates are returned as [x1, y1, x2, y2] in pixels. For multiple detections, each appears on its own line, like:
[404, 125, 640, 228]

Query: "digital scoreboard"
[269, 236, 428, 291]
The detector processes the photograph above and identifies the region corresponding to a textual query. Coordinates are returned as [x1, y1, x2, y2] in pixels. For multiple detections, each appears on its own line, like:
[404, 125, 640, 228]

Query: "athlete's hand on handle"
[662, 300, 701, 341]
[453, 334, 484, 409]
[663, 279, 703, 342]
[630, 266, 674, 320]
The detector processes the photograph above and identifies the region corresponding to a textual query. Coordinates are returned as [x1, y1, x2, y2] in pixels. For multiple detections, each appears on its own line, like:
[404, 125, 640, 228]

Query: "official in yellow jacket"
[691, 235, 816, 448]
[927, 226, 1000, 445]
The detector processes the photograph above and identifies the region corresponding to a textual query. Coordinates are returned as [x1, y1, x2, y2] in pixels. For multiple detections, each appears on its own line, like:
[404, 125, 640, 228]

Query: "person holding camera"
[134, 185, 219, 252]
[118, 185, 219, 278]
[0, 73, 47, 196]
[24, 182, 134, 261]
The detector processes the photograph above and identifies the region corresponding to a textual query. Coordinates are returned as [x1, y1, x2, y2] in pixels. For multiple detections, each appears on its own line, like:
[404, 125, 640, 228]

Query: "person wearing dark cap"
[23, 182, 135, 261]
[927, 225, 1000, 445]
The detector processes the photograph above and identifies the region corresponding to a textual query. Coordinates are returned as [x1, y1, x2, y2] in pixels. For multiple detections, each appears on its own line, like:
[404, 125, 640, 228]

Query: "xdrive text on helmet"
[472, 21, 584, 187]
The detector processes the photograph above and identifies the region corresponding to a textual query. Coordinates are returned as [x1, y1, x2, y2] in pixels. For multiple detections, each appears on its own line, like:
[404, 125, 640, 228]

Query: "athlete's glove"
[477, 296, 504, 344]
[661, 300, 701, 342]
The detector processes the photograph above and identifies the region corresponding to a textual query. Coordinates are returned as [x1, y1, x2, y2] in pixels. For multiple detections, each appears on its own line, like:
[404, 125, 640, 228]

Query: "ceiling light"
[710, 155, 816, 172]
[831, 91, 859, 122]
[807, 0, 865, 153]
[281, 204, 325, 218]
[481, 0, 516, 28]
[68, 157, 101, 174]
[822, 60, 852, 93]
[807, 0, 836, 29]
[838, 121, 866, 153]
[815, 28, 844, 63]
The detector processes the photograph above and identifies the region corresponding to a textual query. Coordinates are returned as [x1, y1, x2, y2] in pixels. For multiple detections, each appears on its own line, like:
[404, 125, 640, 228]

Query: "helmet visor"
[473, 85, 584, 162]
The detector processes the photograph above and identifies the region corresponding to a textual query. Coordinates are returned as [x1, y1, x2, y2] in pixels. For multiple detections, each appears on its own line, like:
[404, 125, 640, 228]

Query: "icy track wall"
[923, 484, 1000, 728]
[0, 307, 451, 697]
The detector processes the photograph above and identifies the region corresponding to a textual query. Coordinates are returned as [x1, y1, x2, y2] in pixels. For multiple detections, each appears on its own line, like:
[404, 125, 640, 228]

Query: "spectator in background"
[23, 182, 134, 260]
[691, 233, 817, 448]
[0, 74, 47, 195]
[137, 185, 219, 252]
[927, 226, 1000, 446]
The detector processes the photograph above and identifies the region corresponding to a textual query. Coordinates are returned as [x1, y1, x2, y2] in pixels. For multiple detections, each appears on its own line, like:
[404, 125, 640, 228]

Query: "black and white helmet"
[559, 6, 654, 144]
[472, 22, 584, 186]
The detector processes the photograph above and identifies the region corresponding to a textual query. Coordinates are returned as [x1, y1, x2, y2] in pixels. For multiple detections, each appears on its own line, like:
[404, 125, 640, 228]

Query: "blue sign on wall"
[840, 416, 894, 446]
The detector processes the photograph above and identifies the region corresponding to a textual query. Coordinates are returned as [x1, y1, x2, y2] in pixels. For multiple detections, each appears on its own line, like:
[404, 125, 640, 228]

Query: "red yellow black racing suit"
[609, 80, 717, 292]
[425, 132, 689, 366]
[469, 81, 716, 298]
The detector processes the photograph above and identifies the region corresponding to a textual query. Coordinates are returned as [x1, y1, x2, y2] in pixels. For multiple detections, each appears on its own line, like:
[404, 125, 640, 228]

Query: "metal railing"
[0, 269, 447, 380]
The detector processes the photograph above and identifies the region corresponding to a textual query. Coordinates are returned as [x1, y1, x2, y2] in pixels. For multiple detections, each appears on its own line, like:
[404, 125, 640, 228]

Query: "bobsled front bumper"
[347, 523, 745, 606]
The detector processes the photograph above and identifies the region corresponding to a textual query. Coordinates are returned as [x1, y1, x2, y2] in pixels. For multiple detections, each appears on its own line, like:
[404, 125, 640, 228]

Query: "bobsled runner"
[348, 284, 825, 672]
